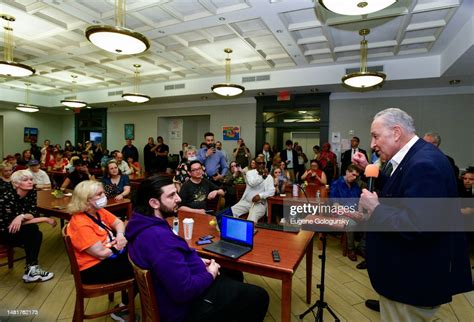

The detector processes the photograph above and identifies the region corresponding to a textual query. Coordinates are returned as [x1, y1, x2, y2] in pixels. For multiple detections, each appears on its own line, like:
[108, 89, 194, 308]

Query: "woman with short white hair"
[0, 170, 56, 282]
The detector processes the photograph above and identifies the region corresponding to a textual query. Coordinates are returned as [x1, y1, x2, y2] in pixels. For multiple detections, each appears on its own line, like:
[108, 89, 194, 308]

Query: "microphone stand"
[299, 185, 340, 322]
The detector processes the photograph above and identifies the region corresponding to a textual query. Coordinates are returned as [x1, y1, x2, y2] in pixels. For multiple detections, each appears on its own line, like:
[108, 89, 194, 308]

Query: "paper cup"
[183, 218, 194, 240]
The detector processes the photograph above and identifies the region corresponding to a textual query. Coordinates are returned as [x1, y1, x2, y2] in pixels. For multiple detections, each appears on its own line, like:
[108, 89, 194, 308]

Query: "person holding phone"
[233, 138, 251, 169]
[197, 132, 228, 184]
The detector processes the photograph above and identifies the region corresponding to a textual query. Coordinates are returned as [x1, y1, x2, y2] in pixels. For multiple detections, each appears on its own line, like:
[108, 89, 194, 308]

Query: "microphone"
[364, 164, 379, 192]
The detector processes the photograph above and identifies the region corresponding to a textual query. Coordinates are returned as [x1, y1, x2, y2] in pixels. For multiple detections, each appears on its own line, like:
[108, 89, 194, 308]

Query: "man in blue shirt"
[197, 132, 228, 184]
[330, 164, 362, 261]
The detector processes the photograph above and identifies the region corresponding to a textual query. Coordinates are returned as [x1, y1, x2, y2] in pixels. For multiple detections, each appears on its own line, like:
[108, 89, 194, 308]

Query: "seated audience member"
[242, 159, 257, 177]
[114, 152, 131, 175]
[0, 163, 13, 187]
[179, 161, 225, 214]
[27, 160, 51, 190]
[301, 160, 327, 198]
[232, 156, 275, 222]
[61, 159, 92, 190]
[173, 146, 199, 188]
[272, 167, 287, 195]
[102, 160, 131, 201]
[279, 161, 292, 184]
[18, 149, 34, 166]
[65, 156, 79, 173]
[100, 149, 112, 168]
[47, 150, 68, 172]
[127, 156, 141, 175]
[64, 140, 75, 153]
[0, 170, 56, 282]
[80, 151, 92, 168]
[330, 164, 362, 261]
[126, 175, 269, 322]
[66, 180, 135, 321]
[223, 161, 245, 206]
[2, 154, 18, 170]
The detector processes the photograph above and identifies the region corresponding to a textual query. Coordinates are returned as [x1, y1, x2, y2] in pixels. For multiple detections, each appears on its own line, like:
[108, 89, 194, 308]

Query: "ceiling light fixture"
[61, 75, 87, 108]
[211, 48, 245, 97]
[0, 15, 35, 77]
[122, 64, 150, 103]
[85, 0, 150, 55]
[318, 0, 396, 16]
[16, 83, 39, 113]
[342, 29, 386, 90]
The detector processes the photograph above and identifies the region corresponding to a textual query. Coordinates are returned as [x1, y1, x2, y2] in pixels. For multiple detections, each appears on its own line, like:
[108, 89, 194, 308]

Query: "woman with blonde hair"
[66, 180, 135, 321]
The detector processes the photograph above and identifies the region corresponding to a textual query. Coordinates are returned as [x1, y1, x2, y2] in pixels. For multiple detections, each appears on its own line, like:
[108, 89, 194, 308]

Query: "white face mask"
[94, 195, 108, 209]
[188, 156, 197, 161]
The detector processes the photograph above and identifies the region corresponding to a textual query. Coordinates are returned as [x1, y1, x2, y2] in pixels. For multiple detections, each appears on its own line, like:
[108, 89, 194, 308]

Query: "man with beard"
[125, 175, 269, 322]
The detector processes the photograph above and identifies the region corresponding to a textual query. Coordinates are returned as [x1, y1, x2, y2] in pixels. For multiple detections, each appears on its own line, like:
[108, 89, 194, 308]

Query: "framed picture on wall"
[124, 124, 134, 140]
[222, 126, 240, 141]
[24, 127, 38, 143]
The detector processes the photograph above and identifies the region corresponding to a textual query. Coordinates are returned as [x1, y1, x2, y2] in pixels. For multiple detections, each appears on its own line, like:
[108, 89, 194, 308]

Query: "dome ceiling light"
[318, 0, 397, 16]
[211, 48, 245, 97]
[16, 83, 39, 113]
[60, 75, 87, 108]
[122, 64, 150, 103]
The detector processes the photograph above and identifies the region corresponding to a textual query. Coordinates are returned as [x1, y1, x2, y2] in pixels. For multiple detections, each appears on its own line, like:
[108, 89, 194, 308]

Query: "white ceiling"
[0, 0, 472, 108]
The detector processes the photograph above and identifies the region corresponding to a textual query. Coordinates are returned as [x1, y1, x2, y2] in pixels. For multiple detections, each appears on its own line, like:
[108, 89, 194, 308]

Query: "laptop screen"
[220, 216, 254, 247]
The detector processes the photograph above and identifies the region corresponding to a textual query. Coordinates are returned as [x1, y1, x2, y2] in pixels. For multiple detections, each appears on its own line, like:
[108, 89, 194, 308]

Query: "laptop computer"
[203, 215, 254, 259]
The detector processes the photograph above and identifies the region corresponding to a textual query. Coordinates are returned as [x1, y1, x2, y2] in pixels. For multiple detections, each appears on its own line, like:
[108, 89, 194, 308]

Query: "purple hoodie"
[126, 211, 214, 322]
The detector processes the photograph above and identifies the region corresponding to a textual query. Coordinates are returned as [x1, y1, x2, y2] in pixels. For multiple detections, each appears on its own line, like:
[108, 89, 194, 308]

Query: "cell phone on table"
[199, 234, 214, 241]
[205, 209, 214, 215]
[196, 239, 213, 245]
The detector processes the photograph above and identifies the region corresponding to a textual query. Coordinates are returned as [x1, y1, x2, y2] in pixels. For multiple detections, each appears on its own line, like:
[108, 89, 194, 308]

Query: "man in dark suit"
[353, 108, 471, 320]
[280, 140, 299, 182]
[341, 136, 368, 175]
[256, 142, 274, 171]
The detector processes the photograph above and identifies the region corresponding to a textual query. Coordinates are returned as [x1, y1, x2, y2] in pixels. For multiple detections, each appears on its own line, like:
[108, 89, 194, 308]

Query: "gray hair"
[374, 108, 415, 134]
[185, 146, 197, 155]
[11, 170, 33, 187]
[424, 132, 441, 147]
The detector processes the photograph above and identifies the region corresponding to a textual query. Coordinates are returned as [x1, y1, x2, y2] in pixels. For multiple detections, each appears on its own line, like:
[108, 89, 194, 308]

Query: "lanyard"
[84, 211, 115, 242]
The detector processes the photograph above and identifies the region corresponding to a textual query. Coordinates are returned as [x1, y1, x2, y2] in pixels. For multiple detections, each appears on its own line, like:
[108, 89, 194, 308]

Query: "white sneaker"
[22, 265, 54, 283]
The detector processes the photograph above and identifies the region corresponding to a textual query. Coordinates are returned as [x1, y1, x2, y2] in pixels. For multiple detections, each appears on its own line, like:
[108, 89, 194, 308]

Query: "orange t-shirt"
[67, 208, 118, 271]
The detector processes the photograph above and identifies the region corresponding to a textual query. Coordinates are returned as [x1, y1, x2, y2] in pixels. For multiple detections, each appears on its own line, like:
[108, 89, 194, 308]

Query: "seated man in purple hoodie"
[126, 175, 269, 322]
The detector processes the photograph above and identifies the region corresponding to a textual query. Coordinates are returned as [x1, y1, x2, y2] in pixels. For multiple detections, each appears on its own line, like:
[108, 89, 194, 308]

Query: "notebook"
[203, 215, 254, 259]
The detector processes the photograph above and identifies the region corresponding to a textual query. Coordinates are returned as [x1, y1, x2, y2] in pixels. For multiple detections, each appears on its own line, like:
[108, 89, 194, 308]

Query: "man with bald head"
[352, 108, 471, 321]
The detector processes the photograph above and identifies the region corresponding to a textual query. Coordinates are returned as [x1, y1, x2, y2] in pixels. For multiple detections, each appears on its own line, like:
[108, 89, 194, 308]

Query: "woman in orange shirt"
[66, 180, 135, 320]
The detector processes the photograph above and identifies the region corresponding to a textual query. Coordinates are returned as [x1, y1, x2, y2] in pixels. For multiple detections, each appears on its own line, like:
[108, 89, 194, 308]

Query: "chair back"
[235, 184, 246, 201]
[128, 254, 160, 322]
[206, 195, 221, 212]
[62, 224, 84, 290]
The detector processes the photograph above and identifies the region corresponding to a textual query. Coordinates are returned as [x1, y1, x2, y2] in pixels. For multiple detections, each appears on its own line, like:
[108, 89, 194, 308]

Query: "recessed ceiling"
[0, 0, 470, 105]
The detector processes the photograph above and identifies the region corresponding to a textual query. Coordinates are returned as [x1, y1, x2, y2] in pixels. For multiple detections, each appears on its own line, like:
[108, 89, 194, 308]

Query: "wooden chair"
[206, 195, 222, 213]
[62, 225, 135, 321]
[0, 244, 25, 269]
[234, 184, 246, 201]
[128, 254, 160, 322]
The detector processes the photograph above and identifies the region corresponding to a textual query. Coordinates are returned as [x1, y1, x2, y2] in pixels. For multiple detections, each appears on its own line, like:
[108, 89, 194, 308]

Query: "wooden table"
[266, 187, 329, 223]
[36, 190, 132, 225]
[176, 211, 315, 322]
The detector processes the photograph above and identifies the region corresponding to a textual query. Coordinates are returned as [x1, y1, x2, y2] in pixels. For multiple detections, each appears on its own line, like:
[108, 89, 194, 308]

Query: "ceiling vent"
[164, 83, 186, 90]
[242, 74, 271, 83]
[107, 90, 123, 96]
[345, 65, 384, 74]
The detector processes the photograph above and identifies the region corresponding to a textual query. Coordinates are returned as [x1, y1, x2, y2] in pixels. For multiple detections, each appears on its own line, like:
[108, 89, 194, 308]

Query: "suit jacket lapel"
[382, 138, 424, 195]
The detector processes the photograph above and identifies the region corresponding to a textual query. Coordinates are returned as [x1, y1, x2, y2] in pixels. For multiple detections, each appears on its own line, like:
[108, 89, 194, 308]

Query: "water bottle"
[172, 217, 179, 235]
[316, 190, 321, 205]
[292, 184, 299, 197]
